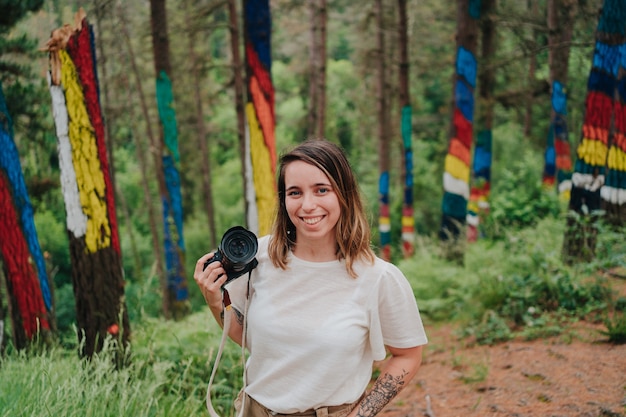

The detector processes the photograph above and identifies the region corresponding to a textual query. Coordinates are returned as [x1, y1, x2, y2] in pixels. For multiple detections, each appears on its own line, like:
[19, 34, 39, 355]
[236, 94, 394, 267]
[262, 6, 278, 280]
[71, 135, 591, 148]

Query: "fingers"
[194, 252, 227, 306]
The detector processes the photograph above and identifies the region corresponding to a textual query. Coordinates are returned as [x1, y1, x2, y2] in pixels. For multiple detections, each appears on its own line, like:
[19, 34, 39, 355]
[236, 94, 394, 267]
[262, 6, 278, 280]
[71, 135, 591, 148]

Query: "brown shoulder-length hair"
[268, 138, 375, 277]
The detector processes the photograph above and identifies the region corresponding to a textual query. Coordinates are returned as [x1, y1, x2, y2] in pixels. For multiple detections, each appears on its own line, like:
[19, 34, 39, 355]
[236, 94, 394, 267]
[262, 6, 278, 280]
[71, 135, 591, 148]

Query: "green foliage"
[400, 216, 621, 346]
[0, 0, 43, 30]
[482, 150, 561, 239]
[468, 310, 513, 346]
[0, 312, 244, 417]
[602, 313, 626, 344]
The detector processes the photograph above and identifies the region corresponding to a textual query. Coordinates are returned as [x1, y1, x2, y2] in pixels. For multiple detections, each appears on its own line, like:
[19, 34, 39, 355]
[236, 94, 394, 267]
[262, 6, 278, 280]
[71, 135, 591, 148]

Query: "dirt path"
[380, 278, 626, 417]
[382, 323, 626, 417]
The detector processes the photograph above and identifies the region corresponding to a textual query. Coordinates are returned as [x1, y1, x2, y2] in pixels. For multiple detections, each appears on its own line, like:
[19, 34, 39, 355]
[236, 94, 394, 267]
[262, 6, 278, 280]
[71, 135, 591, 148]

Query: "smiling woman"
[194, 139, 428, 417]
[283, 159, 341, 261]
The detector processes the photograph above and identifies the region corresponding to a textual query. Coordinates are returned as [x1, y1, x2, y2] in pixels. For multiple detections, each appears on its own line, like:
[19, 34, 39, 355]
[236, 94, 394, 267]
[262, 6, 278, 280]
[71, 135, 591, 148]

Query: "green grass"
[1, 217, 624, 416]
[0, 312, 243, 417]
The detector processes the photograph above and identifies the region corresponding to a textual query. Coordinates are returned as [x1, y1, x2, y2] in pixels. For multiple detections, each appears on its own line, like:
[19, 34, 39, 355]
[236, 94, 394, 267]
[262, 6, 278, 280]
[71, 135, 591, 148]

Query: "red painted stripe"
[453, 108, 473, 148]
[0, 172, 49, 337]
[67, 20, 120, 254]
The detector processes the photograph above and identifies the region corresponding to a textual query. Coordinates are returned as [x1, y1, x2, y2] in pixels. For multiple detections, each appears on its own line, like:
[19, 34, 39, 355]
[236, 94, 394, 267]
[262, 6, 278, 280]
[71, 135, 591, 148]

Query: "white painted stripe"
[466, 213, 479, 226]
[558, 179, 572, 194]
[601, 185, 626, 205]
[244, 111, 259, 235]
[443, 172, 469, 199]
[571, 173, 604, 191]
[49, 75, 87, 238]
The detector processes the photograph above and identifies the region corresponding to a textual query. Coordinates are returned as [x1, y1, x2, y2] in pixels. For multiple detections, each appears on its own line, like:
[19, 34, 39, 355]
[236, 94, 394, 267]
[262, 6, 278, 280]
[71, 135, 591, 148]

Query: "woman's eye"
[317, 187, 329, 194]
[287, 190, 301, 196]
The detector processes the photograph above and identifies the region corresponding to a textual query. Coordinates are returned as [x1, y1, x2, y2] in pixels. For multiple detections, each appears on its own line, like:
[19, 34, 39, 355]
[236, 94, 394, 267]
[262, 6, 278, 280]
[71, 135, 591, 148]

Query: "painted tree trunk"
[542, 0, 576, 200]
[375, 0, 391, 262]
[563, 0, 626, 263]
[564, 0, 626, 263]
[150, 0, 189, 319]
[467, 0, 495, 243]
[45, 13, 129, 357]
[439, 0, 479, 262]
[398, 0, 415, 258]
[0, 83, 52, 349]
[244, 0, 277, 237]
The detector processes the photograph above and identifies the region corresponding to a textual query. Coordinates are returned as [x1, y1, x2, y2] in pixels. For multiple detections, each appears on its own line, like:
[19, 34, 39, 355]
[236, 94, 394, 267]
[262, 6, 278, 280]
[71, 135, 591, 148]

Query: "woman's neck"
[292, 239, 338, 262]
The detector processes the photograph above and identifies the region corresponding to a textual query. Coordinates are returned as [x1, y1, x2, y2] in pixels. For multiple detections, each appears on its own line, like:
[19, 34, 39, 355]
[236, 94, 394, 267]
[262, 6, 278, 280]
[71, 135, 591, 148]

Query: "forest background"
[1, 0, 625, 416]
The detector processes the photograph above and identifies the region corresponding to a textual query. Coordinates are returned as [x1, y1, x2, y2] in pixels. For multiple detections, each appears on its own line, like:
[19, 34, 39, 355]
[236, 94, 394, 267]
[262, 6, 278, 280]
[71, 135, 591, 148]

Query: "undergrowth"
[1, 217, 625, 415]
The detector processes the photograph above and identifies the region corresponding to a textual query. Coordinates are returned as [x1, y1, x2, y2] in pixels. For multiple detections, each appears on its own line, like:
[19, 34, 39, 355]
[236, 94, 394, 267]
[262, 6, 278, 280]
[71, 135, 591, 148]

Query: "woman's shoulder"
[354, 255, 406, 281]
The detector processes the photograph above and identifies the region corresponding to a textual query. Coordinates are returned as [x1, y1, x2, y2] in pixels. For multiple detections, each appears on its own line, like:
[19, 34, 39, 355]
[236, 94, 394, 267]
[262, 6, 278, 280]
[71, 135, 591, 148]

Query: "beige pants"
[234, 391, 362, 417]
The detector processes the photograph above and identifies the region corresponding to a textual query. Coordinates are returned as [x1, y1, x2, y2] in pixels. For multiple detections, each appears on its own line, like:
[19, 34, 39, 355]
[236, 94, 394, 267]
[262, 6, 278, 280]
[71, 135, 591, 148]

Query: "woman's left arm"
[347, 345, 424, 417]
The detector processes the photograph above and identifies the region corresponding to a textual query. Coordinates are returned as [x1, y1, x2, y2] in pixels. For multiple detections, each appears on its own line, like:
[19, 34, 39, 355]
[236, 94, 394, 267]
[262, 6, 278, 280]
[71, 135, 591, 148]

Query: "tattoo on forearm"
[355, 370, 408, 417]
[233, 308, 244, 326]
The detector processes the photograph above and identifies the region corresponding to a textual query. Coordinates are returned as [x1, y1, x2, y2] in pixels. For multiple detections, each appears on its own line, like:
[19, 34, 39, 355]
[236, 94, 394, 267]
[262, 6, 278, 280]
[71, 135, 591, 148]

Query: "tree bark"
[523, 0, 539, 138]
[186, 0, 217, 250]
[398, 0, 414, 258]
[316, 0, 327, 138]
[543, 0, 576, 191]
[439, 0, 479, 263]
[376, 0, 391, 261]
[118, 2, 167, 318]
[467, 0, 496, 243]
[150, 0, 189, 319]
[307, 0, 327, 139]
[564, 0, 626, 263]
[228, 0, 248, 226]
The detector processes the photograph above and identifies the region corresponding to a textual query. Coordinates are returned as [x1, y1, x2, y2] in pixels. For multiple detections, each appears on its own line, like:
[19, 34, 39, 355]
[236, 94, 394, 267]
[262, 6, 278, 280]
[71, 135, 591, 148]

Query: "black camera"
[203, 226, 258, 285]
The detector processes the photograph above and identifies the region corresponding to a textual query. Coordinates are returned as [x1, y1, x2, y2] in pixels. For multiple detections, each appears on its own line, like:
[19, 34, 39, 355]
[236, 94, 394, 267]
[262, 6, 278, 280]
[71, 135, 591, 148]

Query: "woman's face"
[283, 160, 341, 246]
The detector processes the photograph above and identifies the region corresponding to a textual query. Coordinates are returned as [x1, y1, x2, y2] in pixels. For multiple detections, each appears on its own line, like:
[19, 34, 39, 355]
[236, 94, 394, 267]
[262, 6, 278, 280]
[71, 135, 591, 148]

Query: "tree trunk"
[46, 13, 130, 359]
[150, 0, 189, 319]
[0, 83, 53, 349]
[375, 0, 391, 262]
[397, 0, 414, 258]
[316, 0, 327, 138]
[228, 0, 248, 228]
[307, 0, 327, 139]
[186, 3, 217, 250]
[467, 0, 496, 243]
[307, 0, 320, 137]
[439, 0, 479, 263]
[118, 2, 167, 317]
[243, 0, 277, 236]
[523, 0, 539, 138]
[542, 0, 576, 196]
[93, 0, 116, 193]
[563, 0, 626, 263]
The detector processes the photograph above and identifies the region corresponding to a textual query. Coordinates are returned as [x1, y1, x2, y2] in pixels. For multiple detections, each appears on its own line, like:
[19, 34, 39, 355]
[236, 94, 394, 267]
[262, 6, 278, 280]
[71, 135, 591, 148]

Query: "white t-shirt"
[225, 235, 427, 414]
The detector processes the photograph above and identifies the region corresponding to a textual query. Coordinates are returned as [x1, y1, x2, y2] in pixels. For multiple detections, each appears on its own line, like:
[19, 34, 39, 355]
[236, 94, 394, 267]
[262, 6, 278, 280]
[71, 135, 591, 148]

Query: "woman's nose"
[301, 193, 316, 210]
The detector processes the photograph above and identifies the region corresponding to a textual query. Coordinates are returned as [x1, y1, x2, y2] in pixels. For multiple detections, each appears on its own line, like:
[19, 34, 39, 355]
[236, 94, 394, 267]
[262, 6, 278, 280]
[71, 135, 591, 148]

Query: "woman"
[194, 139, 427, 417]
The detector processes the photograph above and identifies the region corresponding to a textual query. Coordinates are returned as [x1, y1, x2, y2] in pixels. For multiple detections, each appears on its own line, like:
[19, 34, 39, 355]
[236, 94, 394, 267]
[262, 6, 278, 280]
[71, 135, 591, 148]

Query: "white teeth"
[302, 216, 322, 225]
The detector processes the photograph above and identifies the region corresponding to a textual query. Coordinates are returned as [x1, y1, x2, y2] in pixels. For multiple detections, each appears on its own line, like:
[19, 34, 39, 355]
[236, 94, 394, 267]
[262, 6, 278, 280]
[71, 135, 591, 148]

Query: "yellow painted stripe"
[608, 145, 626, 171]
[60, 50, 111, 252]
[444, 154, 470, 183]
[577, 137, 608, 167]
[246, 103, 276, 236]
[401, 216, 414, 228]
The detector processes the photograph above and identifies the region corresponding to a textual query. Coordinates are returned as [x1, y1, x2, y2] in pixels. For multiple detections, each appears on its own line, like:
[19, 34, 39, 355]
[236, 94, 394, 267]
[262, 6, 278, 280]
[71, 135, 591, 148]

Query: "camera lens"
[220, 226, 258, 270]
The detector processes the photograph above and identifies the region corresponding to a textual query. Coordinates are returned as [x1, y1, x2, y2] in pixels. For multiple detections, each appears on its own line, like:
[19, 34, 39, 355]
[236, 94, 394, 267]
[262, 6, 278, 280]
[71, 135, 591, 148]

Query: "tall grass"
[0, 312, 243, 417]
[2, 217, 624, 415]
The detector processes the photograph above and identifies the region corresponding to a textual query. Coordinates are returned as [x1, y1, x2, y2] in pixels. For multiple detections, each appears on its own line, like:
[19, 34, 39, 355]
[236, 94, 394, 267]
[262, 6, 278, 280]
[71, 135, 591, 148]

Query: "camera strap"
[205, 271, 252, 417]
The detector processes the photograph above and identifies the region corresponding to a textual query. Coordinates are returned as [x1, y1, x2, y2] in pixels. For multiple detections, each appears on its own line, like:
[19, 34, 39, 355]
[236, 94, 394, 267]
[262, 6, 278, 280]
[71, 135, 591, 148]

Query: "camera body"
[203, 226, 258, 286]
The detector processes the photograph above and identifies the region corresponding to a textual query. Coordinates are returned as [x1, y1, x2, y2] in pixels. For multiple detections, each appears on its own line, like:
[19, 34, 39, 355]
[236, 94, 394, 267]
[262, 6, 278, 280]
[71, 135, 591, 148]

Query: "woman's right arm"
[193, 253, 244, 345]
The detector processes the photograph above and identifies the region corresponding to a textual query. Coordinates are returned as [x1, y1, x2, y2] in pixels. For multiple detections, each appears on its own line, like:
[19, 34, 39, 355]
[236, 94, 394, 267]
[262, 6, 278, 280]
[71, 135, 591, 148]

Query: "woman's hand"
[194, 253, 229, 321]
